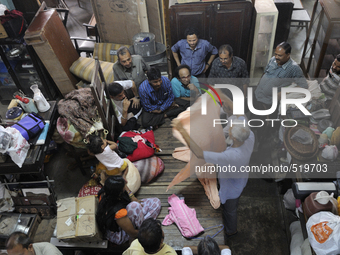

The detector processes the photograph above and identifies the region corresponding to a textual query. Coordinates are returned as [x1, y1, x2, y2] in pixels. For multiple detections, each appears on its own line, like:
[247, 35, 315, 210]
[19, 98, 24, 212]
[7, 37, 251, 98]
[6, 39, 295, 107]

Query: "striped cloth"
[70, 57, 114, 83]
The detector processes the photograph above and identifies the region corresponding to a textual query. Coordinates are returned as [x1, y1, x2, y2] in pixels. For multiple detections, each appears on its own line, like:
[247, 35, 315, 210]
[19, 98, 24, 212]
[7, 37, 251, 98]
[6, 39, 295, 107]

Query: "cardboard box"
[56, 197, 77, 240]
[57, 196, 101, 242]
[76, 196, 101, 242]
[0, 24, 8, 38]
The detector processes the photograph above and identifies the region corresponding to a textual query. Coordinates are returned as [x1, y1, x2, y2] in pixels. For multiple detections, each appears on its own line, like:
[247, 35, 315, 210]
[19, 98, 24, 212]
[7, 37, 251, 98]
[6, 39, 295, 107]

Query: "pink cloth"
[162, 194, 204, 238]
[169, 93, 227, 209]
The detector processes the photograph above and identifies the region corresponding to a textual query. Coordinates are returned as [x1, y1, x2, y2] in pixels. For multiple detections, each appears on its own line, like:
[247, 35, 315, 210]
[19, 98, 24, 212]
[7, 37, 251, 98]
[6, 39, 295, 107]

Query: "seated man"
[139, 67, 189, 128]
[123, 218, 177, 255]
[108, 80, 142, 131]
[171, 27, 218, 78]
[171, 64, 201, 103]
[6, 231, 62, 255]
[113, 46, 150, 89]
[208, 44, 249, 97]
[320, 54, 340, 101]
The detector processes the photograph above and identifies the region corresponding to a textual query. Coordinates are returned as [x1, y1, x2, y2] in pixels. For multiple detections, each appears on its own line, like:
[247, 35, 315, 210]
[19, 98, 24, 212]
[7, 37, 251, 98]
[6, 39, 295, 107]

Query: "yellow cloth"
[69, 57, 114, 83]
[97, 160, 127, 176]
[123, 239, 177, 255]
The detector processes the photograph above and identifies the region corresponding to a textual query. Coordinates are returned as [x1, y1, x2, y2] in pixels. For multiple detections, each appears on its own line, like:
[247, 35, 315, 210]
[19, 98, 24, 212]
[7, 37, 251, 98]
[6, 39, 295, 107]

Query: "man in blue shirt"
[171, 64, 201, 104]
[139, 67, 189, 128]
[171, 27, 218, 78]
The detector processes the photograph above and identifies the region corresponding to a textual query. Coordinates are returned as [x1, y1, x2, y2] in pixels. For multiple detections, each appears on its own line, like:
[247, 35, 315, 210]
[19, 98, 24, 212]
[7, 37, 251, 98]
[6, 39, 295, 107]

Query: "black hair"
[174, 64, 191, 79]
[337, 54, 340, 62]
[277, 42, 291, 54]
[6, 232, 32, 250]
[96, 176, 128, 234]
[108, 82, 124, 97]
[197, 236, 220, 255]
[147, 67, 161, 81]
[184, 27, 199, 38]
[86, 135, 104, 155]
[219, 44, 233, 56]
[117, 46, 131, 61]
[138, 218, 163, 253]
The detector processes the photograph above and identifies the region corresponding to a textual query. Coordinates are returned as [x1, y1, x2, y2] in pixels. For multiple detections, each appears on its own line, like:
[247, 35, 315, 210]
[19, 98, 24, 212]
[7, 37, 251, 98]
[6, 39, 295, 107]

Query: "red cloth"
[0, 10, 23, 24]
[121, 130, 156, 162]
[78, 183, 102, 197]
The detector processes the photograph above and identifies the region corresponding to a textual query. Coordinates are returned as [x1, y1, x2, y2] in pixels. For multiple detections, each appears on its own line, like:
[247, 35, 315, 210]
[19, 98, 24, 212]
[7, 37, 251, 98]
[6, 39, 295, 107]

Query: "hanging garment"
[162, 194, 204, 238]
[169, 93, 227, 209]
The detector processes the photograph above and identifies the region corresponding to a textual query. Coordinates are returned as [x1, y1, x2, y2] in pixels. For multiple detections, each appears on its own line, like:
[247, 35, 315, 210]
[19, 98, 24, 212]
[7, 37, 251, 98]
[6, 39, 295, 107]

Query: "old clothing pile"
[58, 88, 98, 137]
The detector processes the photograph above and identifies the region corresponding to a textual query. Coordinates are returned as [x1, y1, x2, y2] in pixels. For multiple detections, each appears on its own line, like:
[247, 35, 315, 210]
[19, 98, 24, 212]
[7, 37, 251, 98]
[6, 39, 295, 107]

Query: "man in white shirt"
[6, 231, 62, 255]
[108, 80, 142, 131]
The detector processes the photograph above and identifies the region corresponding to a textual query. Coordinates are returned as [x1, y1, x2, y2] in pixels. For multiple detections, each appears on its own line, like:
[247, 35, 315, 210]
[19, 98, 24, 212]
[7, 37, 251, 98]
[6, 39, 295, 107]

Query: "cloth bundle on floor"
[132, 156, 165, 183]
[162, 194, 204, 238]
[119, 130, 158, 162]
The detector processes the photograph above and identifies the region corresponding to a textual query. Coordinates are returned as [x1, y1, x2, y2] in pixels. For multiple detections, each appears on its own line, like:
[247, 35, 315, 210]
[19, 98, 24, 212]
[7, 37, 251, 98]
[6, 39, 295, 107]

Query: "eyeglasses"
[180, 75, 191, 80]
[220, 57, 230, 62]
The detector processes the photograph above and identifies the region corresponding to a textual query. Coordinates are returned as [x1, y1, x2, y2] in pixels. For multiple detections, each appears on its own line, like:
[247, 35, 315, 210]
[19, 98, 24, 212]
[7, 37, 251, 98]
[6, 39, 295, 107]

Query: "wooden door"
[169, 1, 253, 73]
[209, 1, 253, 69]
[170, 3, 211, 45]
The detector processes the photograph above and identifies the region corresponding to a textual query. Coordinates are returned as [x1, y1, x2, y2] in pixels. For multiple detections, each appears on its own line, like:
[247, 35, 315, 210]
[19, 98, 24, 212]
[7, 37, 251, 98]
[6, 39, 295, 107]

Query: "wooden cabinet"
[300, 0, 340, 78]
[25, 9, 79, 96]
[169, 1, 253, 71]
[250, 0, 278, 81]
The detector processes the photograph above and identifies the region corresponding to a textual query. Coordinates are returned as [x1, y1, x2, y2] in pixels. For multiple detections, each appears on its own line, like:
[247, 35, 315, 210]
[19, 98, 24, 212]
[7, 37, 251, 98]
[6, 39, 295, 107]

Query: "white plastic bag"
[322, 145, 338, 161]
[306, 211, 340, 255]
[5, 127, 30, 168]
[0, 125, 12, 153]
[0, 4, 7, 16]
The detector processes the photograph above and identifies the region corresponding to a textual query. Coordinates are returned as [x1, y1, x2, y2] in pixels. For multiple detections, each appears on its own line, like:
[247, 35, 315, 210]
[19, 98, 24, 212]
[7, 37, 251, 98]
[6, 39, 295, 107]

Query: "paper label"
[65, 217, 72, 226]
[78, 208, 86, 219]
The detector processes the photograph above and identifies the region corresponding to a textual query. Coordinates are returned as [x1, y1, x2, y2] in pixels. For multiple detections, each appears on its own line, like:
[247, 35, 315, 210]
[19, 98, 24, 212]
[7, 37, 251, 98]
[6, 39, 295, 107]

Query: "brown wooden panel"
[170, 4, 211, 45]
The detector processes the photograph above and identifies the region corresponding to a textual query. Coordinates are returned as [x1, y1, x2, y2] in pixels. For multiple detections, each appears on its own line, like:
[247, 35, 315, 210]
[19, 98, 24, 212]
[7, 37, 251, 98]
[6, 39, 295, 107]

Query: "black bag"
[0, 10, 27, 39]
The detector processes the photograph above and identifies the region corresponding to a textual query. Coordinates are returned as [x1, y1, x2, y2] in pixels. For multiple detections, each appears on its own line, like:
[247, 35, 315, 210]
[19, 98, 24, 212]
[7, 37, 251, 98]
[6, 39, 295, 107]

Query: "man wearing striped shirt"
[139, 67, 189, 128]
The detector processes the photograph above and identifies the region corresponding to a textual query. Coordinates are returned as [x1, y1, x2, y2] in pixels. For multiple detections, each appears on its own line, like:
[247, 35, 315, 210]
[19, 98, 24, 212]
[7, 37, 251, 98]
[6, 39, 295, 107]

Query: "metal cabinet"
[0, 40, 59, 103]
[300, 0, 340, 78]
[250, 0, 278, 81]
